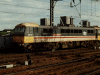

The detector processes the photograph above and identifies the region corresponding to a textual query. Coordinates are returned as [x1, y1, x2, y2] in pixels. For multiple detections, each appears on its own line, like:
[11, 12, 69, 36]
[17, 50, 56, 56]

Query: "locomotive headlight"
[19, 43, 24, 47]
[21, 43, 24, 46]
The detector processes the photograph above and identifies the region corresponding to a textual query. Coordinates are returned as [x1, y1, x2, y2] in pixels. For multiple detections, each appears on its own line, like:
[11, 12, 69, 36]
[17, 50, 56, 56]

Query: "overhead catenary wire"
[0, 3, 48, 10]
[0, 1, 99, 16]
[0, 3, 98, 19]
[70, 0, 81, 18]
[91, 0, 92, 16]
[0, 1, 99, 11]
[0, 0, 100, 26]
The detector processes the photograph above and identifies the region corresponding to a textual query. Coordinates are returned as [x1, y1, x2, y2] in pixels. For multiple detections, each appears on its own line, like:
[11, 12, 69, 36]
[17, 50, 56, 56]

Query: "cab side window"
[30, 27, 33, 33]
[26, 27, 29, 33]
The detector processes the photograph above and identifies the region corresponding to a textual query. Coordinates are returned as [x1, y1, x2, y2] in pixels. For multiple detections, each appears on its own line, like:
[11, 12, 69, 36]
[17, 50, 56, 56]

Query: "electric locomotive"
[13, 17, 100, 52]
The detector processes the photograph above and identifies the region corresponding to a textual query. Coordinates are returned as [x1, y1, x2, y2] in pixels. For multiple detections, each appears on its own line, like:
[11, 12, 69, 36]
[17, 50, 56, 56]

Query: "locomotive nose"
[13, 36, 34, 43]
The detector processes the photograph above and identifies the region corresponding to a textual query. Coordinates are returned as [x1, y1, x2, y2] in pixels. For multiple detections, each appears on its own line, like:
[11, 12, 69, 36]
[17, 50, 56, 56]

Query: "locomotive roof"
[60, 26, 95, 30]
[39, 25, 95, 30]
[94, 27, 100, 29]
[15, 23, 39, 27]
[15, 23, 97, 30]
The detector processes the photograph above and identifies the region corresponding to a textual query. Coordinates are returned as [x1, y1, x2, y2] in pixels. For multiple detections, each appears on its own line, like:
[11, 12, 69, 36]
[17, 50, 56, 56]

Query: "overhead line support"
[50, 0, 62, 26]
[50, 0, 54, 26]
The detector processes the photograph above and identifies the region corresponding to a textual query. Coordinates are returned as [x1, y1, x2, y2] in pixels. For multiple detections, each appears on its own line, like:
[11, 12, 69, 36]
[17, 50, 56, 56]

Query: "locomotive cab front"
[13, 23, 39, 49]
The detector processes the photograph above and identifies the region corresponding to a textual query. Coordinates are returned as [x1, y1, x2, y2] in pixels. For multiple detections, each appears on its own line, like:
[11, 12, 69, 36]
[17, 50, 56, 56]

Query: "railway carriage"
[13, 22, 100, 52]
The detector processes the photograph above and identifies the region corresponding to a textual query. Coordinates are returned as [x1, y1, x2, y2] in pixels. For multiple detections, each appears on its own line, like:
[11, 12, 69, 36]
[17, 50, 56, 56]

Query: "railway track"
[4, 55, 99, 75]
[0, 48, 100, 75]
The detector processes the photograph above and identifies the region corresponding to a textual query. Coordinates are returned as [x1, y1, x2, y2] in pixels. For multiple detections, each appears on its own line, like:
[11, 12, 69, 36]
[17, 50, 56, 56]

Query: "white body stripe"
[34, 36, 96, 42]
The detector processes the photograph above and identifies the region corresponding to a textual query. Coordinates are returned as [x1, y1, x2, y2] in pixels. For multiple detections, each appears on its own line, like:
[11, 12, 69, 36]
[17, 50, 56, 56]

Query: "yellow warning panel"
[13, 36, 34, 43]
[24, 36, 34, 43]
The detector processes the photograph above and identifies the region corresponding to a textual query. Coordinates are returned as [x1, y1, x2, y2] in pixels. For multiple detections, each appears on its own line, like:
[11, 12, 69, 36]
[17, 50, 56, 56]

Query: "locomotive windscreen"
[14, 27, 25, 33]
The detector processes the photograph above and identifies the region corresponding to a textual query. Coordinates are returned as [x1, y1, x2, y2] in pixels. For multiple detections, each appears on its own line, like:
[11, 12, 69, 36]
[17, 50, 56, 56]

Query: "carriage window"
[43, 29, 48, 33]
[88, 30, 93, 33]
[71, 29, 73, 33]
[79, 30, 82, 33]
[43, 29, 53, 33]
[61, 29, 65, 33]
[49, 29, 53, 33]
[74, 29, 78, 33]
[66, 29, 70, 33]
[88, 30, 91, 33]
[91, 30, 93, 33]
